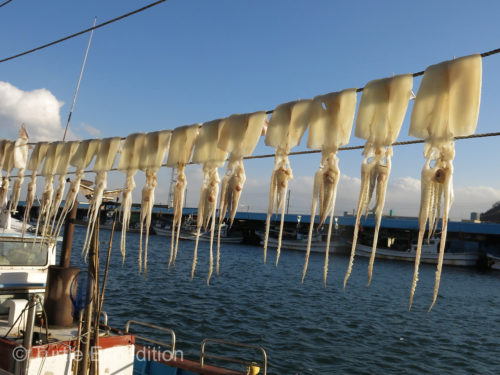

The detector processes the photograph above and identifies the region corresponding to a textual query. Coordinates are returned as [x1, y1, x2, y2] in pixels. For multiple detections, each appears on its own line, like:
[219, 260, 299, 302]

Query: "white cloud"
[0, 81, 65, 141]
[78, 122, 101, 137]
[212, 169, 500, 220]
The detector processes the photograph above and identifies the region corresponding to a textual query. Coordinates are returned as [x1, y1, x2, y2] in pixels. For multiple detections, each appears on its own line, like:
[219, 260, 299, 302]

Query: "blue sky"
[1, 0, 500, 219]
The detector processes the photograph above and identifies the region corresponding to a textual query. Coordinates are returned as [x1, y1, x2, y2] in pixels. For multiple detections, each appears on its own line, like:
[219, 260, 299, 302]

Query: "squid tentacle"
[429, 159, 454, 311]
[366, 149, 392, 287]
[82, 171, 107, 259]
[343, 151, 376, 288]
[263, 164, 279, 264]
[139, 170, 156, 275]
[52, 170, 83, 240]
[274, 156, 293, 267]
[322, 155, 340, 286]
[301, 168, 322, 283]
[409, 155, 436, 309]
[121, 172, 136, 265]
[169, 164, 187, 269]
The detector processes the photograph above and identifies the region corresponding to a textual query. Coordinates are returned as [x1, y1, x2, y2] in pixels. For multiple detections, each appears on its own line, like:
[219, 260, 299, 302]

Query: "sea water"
[67, 226, 500, 374]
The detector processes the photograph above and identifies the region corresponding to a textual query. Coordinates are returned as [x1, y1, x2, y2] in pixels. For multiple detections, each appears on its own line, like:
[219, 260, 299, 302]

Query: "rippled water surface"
[67, 227, 500, 374]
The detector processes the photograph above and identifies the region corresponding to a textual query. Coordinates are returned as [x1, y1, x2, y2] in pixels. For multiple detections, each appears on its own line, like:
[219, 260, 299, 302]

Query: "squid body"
[53, 139, 100, 240]
[82, 137, 121, 258]
[301, 89, 357, 285]
[190, 120, 227, 284]
[22, 142, 49, 236]
[216, 111, 266, 276]
[344, 74, 413, 288]
[138, 130, 171, 275]
[409, 54, 481, 310]
[35, 142, 64, 242]
[0, 141, 14, 209]
[48, 141, 80, 237]
[166, 124, 199, 269]
[9, 126, 30, 214]
[263, 99, 312, 266]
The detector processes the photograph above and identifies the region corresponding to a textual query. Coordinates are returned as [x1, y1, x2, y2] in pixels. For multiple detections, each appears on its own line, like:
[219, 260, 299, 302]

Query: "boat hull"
[155, 227, 243, 244]
[262, 236, 349, 254]
[355, 243, 479, 266]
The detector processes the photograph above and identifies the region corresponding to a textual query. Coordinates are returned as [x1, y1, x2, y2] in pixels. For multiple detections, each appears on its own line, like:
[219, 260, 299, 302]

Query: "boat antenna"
[62, 17, 97, 141]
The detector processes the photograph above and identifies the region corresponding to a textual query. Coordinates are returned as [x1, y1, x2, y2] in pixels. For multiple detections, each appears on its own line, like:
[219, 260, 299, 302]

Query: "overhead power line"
[0, 0, 13, 9]
[0, 0, 167, 63]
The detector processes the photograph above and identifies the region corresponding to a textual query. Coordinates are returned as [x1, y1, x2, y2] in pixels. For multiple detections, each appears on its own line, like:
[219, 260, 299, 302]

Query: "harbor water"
[67, 226, 500, 374]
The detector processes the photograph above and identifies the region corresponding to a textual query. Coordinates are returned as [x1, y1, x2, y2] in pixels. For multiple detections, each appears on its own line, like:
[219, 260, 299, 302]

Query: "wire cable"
[8, 131, 500, 180]
[0, 0, 167, 63]
[0, 0, 13, 9]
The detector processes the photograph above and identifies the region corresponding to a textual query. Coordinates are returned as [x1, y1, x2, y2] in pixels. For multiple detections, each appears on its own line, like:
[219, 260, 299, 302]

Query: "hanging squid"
[53, 139, 101, 240]
[166, 124, 199, 269]
[0, 141, 14, 209]
[82, 137, 121, 258]
[22, 141, 49, 236]
[189, 120, 227, 283]
[344, 74, 413, 288]
[216, 111, 266, 276]
[408, 54, 481, 311]
[34, 142, 65, 242]
[9, 126, 30, 214]
[47, 141, 80, 237]
[263, 100, 312, 266]
[117, 133, 146, 263]
[138, 130, 171, 275]
[301, 89, 357, 285]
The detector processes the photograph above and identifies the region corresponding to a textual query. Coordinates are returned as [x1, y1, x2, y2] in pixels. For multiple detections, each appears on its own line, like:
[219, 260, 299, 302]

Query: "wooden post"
[60, 201, 78, 268]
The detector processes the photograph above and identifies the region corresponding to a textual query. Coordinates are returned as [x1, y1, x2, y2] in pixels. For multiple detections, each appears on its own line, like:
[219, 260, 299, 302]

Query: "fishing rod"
[62, 17, 97, 141]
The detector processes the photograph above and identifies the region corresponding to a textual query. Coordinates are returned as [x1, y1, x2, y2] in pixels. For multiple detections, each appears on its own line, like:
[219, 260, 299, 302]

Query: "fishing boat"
[0, 206, 264, 375]
[354, 236, 480, 266]
[256, 220, 350, 254]
[0, 213, 56, 297]
[486, 253, 500, 270]
[155, 218, 244, 244]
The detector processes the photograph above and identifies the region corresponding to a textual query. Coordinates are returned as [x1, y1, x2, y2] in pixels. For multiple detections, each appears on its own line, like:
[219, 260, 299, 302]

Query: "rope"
[0, 0, 167, 63]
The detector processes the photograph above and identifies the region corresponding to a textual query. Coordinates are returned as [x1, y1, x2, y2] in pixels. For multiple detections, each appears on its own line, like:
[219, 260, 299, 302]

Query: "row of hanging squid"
[0, 53, 482, 310]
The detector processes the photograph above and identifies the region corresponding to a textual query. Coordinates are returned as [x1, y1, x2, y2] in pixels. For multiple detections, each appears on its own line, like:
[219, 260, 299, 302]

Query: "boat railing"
[124, 319, 176, 353]
[200, 338, 267, 375]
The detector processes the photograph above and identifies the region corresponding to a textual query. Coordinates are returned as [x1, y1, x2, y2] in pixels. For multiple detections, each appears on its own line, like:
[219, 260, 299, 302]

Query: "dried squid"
[0, 141, 14, 209]
[408, 54, 481, 311]
[166, 124, 199, 269]
[53, 139, 100, 240]
[82, 137, 121, 258]
[8, 126, 29, 214]
[34, 142, 65, 242]
[263, 100, 312, 266]
[47, 141, 80, 236]
[22, 141, 49, 236]
[344, 74, 413, 288]
[190, 120, 227, 284]
[301, 89, 357, 285]
[138, 130, 171, 275]
[117, 133, 146, 263]
[216, 111, 266, 276]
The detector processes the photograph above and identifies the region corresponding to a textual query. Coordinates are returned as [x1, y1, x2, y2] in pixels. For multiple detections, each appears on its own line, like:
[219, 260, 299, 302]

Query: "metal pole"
[286, 189, 291, 215]
[20, 297, 37, 375]
[62, 17, 97, 141]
